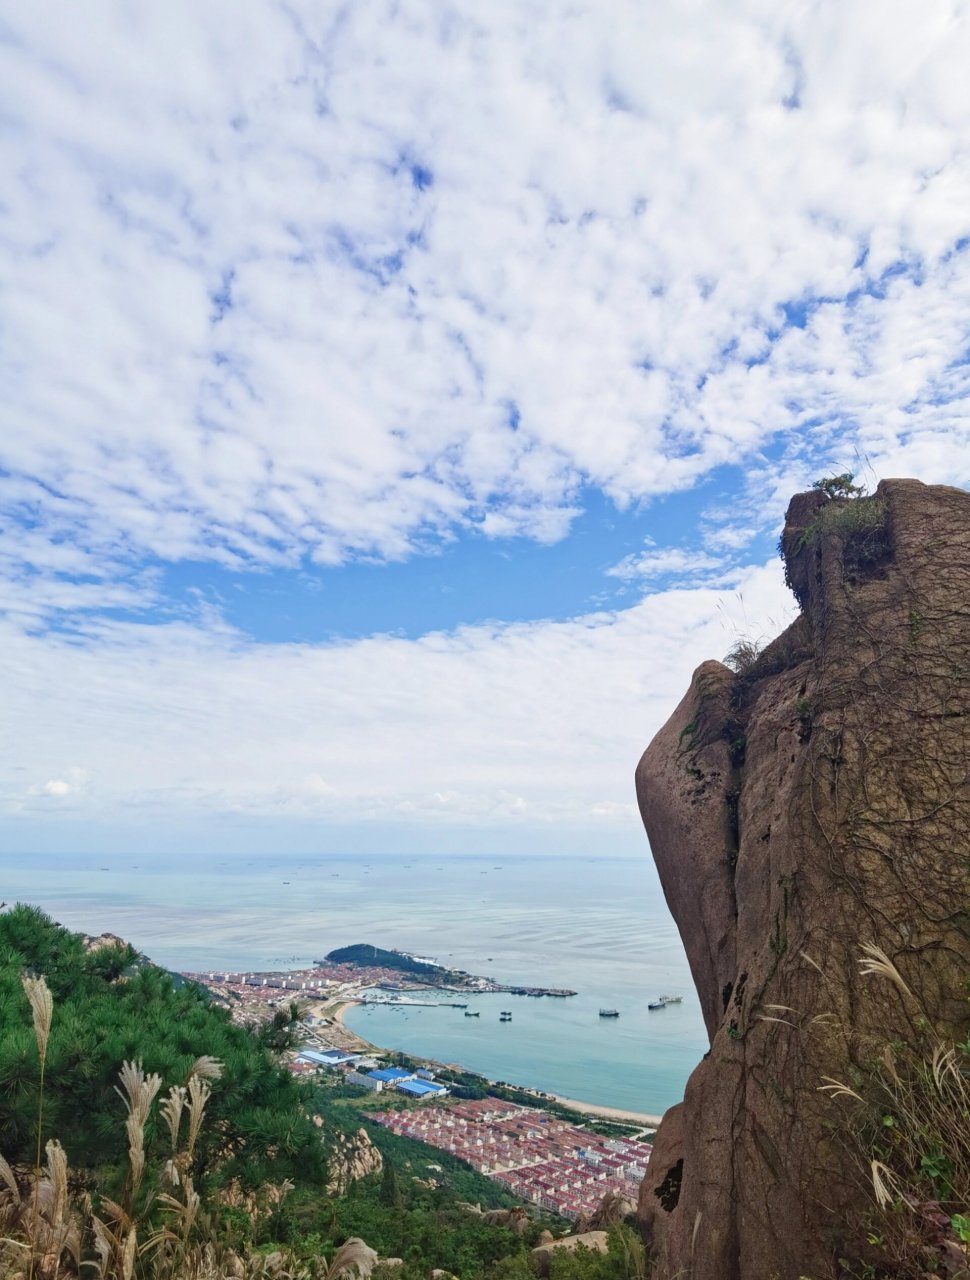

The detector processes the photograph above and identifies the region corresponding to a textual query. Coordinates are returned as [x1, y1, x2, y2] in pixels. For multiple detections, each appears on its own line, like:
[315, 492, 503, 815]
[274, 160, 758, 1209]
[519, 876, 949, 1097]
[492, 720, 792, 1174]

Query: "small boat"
[599, 1008, 620, 1018]
[500, 1011, 512, 1021]
[648, 1000, 666, 1010]
[464, 1011, 480, 1017]
[659, 994, 683, 1004]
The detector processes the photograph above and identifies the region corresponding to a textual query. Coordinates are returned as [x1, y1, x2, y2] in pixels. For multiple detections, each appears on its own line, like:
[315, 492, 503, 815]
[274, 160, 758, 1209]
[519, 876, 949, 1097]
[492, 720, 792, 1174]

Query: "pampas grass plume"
[21, 974, 52, 1064]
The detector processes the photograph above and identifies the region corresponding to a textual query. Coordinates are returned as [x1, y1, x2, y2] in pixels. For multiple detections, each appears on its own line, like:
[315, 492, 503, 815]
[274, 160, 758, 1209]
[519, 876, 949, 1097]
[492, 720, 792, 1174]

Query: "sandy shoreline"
[326, 996, 664, 1128]
[549, 1095, 663, 1127]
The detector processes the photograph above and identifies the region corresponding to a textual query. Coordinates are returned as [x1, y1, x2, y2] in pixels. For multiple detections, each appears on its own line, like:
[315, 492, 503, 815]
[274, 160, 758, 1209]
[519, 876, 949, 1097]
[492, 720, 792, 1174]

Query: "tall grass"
[21, 974, 53, 1280]
[0, 974, 382, 1280]
[819, 948, 970, 1277]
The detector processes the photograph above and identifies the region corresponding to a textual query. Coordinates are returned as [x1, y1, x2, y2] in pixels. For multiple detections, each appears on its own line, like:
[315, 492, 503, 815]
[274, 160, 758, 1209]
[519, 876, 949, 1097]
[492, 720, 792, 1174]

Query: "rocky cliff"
[635, 480, 970, 1279]
[324, 1126, 384, 1194]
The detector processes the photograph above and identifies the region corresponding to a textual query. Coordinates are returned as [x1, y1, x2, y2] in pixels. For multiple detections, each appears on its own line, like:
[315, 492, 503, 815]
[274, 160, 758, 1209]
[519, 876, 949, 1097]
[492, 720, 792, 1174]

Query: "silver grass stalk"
[0, 1153, 21, 1204]
[160, 1085, 187, 1153]
[122, 1226, 136, 1280]
[818, 1076, 865, 1103]
[21, 975, 53, 1065]
[126, 1112, 147, 1195]
[324, 1238, 378, 1280]
[23, 974, 52, 1280]
[91, 1215, 114, 1280]
[114, 1062, 162, 1201]
[181, 1175, 200, 1238]
[45, 1140, 67, 1230]
[858, 943, 918, 1005]
[186, 1055, 223, 1082]
[871, 1158, 902, 1210]
[185, 1075, 212, 1159]
[115, 1061, 163, 1128]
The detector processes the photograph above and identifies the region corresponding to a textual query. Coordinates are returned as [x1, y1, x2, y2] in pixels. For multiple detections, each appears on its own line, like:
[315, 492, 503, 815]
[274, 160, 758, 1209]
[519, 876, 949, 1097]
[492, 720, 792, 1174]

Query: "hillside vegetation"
[323, 946, 447, 978]
[0, 906, 640, 1279]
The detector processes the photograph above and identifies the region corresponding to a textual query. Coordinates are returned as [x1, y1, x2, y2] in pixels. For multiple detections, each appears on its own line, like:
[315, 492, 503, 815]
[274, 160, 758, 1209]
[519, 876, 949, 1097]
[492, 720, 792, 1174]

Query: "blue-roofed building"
[395, 1079, 448, 1099]
[367, 1067, 415, 1084]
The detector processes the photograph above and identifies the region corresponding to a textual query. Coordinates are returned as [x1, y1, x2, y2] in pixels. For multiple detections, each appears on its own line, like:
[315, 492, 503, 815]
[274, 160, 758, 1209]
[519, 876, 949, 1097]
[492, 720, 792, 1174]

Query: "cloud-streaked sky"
[3, 0, 969, 854]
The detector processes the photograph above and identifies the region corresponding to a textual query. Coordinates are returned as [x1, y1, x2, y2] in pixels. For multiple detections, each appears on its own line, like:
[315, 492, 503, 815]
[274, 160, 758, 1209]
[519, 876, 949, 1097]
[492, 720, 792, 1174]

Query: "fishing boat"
[648, 998, 667, 1010]
[659, 994, 683, 1004]
[598, 1008, 620, 1018]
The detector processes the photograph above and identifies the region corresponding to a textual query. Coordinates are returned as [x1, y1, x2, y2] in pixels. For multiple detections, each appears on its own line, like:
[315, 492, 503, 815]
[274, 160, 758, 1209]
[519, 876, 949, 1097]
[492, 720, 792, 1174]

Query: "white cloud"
[607, 548, 726, 582]
[2, 1, 969, 849]
[1, 0, 970, 583]
[0, 561, 795, 846]
[29, 768, 89, 800]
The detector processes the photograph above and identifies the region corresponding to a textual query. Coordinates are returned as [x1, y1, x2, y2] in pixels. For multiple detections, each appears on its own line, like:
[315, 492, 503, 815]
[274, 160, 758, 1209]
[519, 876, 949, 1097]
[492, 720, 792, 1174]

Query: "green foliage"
[541, 1226, 649, 1280]
[0, 909, 639, 1280]
[324, 944, 444, 977]
[722, 636, 763, 676]
[0, 904, 325, 1189]
[811, 472, 865, 499]
[379, 1159, 403, 1211]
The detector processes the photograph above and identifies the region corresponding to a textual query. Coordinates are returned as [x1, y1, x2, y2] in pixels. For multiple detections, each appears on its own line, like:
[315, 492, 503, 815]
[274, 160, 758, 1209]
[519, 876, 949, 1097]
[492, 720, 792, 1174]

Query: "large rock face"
[635, 480, 970, 1279]
[325, 1126, 383, 1194]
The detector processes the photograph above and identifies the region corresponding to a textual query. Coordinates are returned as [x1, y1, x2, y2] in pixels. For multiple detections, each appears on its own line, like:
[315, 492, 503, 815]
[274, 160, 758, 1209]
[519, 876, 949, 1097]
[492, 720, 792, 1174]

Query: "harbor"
[24, 852, 704, 1120]
[178, 950, 696, 1116]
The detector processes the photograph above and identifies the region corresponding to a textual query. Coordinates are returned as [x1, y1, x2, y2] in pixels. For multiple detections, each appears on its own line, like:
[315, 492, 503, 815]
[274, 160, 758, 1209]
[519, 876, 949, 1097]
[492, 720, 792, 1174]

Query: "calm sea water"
[4, 851, 707, 1114]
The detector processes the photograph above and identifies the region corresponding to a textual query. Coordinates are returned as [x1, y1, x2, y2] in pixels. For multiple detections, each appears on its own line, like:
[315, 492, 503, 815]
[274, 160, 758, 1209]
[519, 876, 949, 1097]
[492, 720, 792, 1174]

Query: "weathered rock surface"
[530, 1231, 609, 1275]
[325, 1127, 384, 1194]
[635, 480, 970, 1279]
[458, 1202, 532, 1235]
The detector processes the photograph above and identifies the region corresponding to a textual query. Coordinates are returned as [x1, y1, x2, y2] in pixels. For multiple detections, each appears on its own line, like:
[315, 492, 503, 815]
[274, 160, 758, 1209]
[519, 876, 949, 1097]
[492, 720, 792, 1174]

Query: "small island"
[320, 942, 577, 997]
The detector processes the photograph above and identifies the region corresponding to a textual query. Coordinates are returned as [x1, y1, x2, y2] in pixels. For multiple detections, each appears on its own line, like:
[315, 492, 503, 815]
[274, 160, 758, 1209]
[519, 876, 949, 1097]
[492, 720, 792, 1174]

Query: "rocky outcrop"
[575, 1189, 637, 1234]
[635, 480, 970, 1279]
[457, 1203, 532, 1235]
[325, 1127, 383, 1194]
[530, 1231, 609, 1275]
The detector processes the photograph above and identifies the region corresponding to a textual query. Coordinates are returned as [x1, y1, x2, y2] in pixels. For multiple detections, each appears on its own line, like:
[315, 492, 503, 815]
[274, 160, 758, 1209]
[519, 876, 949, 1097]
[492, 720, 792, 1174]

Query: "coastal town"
[370, 1097, 652, 1222]
[287, 1051, 654, 1222]
[180, 952, 657, 1222]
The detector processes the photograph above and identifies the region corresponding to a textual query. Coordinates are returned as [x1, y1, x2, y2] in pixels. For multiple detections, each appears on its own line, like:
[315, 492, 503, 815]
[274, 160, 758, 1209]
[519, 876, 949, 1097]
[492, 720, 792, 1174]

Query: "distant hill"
[324, 943, 447, 977]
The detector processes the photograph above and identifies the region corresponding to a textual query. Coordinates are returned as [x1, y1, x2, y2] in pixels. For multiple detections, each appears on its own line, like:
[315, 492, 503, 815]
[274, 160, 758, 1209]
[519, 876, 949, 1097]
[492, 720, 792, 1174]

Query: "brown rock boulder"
[530, 1231, 609, 1276]
[635, 479, 970, 1279]
[326, 1127, 383, 1194]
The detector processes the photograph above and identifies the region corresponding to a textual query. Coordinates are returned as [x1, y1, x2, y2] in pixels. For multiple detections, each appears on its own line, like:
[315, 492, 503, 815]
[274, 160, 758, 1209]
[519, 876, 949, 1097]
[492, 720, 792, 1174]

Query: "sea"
[4, 850, 708, 1116]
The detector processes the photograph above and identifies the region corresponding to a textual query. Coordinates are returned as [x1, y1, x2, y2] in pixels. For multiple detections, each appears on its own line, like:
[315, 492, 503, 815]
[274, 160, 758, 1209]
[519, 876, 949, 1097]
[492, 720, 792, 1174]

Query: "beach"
[550, 1095, 663, 1127]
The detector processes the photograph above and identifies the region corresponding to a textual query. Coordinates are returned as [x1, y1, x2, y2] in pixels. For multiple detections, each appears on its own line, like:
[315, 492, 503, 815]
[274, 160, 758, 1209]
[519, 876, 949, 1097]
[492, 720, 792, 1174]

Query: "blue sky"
[158, 480, 769, 643]
[2, 0, 970, 855]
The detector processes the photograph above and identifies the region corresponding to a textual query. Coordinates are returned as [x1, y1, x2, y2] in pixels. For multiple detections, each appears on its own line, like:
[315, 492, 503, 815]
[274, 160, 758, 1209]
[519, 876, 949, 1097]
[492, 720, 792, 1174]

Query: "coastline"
[328, 996, 373, 1043]
[329, 996, 664, 1128]
[549, 1095, 663, 1127]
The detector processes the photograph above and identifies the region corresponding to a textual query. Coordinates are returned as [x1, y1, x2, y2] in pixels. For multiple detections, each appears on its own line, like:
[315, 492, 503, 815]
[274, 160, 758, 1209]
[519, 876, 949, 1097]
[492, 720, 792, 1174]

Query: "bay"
[3, 850, 707, 1115]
